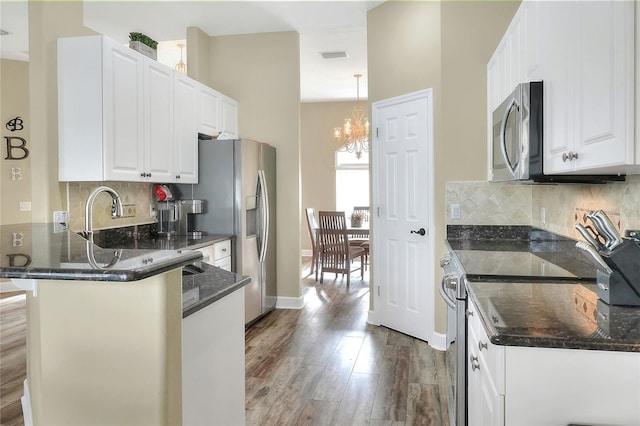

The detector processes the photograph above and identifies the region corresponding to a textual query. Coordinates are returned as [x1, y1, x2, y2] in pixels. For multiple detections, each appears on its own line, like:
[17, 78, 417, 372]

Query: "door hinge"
[377, 206, 380, 217]
[377, 286, 380, 296]
[376, 128, 379, 138]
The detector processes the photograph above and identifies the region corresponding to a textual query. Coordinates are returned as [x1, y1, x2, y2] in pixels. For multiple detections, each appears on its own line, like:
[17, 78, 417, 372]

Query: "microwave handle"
[500, 97, 519, 177]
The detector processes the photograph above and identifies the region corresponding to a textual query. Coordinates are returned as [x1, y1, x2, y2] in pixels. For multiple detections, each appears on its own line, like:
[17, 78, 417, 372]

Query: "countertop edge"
[466, 283, 640, 353]
[182, 275, 251, 318]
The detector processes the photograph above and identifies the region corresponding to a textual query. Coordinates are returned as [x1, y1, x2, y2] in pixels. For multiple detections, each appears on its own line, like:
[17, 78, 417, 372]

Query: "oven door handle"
[439, 278, 456, 309]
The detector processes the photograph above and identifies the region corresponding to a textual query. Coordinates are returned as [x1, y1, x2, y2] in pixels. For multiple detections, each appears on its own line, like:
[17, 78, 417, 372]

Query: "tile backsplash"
[67, 182, 155, 232]
[446, 175, 640, 239]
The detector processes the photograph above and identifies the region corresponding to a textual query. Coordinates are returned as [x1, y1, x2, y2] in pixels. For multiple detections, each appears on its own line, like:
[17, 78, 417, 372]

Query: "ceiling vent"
[320, 51, 348, 59]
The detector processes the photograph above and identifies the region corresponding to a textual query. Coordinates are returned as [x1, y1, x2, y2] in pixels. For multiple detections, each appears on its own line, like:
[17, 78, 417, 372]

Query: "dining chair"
[317, 211, 366, 287]
[350, 206, 370, 270]
[304, 208, 320, 275]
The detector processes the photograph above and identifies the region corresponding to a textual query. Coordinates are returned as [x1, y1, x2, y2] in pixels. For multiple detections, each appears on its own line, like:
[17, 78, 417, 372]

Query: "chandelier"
[175, 43, 186, 74]
[333, 74, 369, 159]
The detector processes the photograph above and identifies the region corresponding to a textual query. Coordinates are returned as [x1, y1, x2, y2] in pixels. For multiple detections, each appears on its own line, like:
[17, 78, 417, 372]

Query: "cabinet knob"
[466, 310, 474, 319]
[470, 354, 480, 371]
[562, 152, 569, 162]
[478, 341, 488, 351]
[140, 172, 146, 177]
[147, 173, 152, 178]
[570, 151, 579, 161]
[176, 175, 181, 180]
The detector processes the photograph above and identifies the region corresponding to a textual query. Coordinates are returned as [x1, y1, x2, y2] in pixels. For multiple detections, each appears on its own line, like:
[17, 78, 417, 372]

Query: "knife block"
[598, 240, 640, 306]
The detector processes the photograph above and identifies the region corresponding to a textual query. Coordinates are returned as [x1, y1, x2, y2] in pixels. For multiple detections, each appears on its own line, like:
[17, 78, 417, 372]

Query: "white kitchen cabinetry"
[197, 239, 232, 271]
[182, 287, 245, 426]
[173, 73, 199, 183]
[59, 36, 177, 182]
[59, 36, 143, 181]
[543, 0, 636, 174]
[467, 306, 504, 426]
[143, 60, 175, 182]
[197, 84, 221, 137]
[487, 0, 638, 177]
[467, 298, 640, 425]
[59, 35, 239, 183]
[220, 94, 239, 139]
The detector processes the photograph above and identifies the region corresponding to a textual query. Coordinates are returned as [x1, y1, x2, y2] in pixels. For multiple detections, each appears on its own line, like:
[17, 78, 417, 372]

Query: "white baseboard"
[22, 379, 33, 426]
[301, 249, 312, 257]
[276, 296, 304, 310]
[366, 309, 380, 325]
[429, 331, 447, 351]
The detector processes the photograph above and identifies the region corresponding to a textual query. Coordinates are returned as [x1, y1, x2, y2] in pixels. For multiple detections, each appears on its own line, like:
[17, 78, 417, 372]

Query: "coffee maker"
[177, 199, 204, 238]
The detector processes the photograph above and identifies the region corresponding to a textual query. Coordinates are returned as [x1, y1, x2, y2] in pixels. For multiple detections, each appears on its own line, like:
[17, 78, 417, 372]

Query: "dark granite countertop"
[88, 223, 232, 251]
[447, 225, 598, 281]
[0, 223, 201, 282]
[1, 223, 249, 318]
[467, 281, 640, 352]
[446, 225, 640, 352]
[182, 262, 251, 318]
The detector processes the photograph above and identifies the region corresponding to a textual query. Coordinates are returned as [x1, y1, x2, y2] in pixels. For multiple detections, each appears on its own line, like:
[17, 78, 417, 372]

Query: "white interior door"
[372, 89, 434, 342]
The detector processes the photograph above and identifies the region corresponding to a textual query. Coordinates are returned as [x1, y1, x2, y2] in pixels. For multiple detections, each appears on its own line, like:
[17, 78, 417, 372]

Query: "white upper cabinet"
[144, 60, 175, 182]
[58, 35, 239, 183]
[196, 82, 239, 139]
[220, 95, 239, 139]
[174, 73, 199, 184]
[197, 84, 221, 137]
[487, 0, 638, 177]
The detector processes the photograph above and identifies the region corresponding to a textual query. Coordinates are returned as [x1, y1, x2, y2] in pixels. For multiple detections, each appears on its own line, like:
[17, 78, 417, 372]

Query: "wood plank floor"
[245, 257, 449, 425]
[0, 292, 27, 426]
[0, 258, 449, 426]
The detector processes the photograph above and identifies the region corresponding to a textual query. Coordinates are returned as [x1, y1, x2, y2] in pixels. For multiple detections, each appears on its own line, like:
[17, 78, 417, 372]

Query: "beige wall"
[367, 1, 520, 333]
[198, 31, 302, 300]
[1, 59, 31, 225]
[28, 2, 97, 223]
[186, 27, 211, 87]
[300, 101, 360, 251]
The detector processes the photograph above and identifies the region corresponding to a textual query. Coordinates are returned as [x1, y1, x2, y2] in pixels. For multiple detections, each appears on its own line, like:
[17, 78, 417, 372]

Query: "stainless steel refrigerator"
[175, 138, 277, 326]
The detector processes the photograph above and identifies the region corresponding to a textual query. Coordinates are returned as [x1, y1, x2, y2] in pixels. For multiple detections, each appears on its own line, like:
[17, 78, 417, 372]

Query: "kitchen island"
[0, 223, 249, 425]
[444, 225, 640, 426]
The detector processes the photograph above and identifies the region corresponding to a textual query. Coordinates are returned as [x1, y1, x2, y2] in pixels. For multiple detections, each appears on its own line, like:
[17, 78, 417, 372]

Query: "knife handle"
[575, 223, 603, 250]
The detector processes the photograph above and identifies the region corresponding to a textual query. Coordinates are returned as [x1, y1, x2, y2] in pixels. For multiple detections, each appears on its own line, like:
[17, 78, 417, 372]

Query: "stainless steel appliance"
[176, 199, 203, 238]
[491, 81, 543, 182]
[175, 137, 277, 326]
[490, 81, 623, 184]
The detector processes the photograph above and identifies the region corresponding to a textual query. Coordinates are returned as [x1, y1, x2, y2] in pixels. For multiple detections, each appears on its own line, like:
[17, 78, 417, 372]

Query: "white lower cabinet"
[467, 298, 640, 426]
[182, 287, 245, 426]
[197, 239, 232, 271]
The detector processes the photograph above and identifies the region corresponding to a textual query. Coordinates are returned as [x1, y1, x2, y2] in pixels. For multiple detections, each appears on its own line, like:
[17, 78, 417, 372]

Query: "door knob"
[410, 228, 426, 236]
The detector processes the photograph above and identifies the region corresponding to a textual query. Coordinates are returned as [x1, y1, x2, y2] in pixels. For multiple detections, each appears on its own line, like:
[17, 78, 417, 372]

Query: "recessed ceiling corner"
[320, 51, 348, 59]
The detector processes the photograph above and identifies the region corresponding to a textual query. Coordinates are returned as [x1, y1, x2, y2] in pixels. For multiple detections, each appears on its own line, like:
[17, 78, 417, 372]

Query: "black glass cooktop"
[455, 250, 582, 280]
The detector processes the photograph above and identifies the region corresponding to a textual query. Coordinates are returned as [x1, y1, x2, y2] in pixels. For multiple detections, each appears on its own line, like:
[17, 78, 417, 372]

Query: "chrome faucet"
[84, 186, 124, 238]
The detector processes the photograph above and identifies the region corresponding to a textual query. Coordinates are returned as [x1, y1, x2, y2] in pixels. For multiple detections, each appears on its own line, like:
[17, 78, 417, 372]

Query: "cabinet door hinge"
[376, 128, 379, 138]
[377, 286, 380, 296]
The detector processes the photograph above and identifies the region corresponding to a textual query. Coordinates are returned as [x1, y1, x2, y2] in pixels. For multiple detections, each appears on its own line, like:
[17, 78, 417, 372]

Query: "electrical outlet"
[19, 201, 31, 211]
[53, 210, 69, 233]
[150, 205, 157, 219]
[450, 204, 461, 220]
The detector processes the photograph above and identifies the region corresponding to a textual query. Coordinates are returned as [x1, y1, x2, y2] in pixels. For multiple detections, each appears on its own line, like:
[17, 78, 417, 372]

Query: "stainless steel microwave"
[491, 81, 624, 183]
[491, 81, 543, 182]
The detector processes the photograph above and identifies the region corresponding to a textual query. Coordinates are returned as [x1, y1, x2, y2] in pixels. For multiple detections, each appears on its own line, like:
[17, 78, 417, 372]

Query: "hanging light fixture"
[333, 74, 369, 159]
[175, 43, 187, 74]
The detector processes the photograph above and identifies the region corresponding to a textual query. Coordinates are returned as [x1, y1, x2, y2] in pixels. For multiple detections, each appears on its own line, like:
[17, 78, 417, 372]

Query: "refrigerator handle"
[257, 170, 269, 264]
